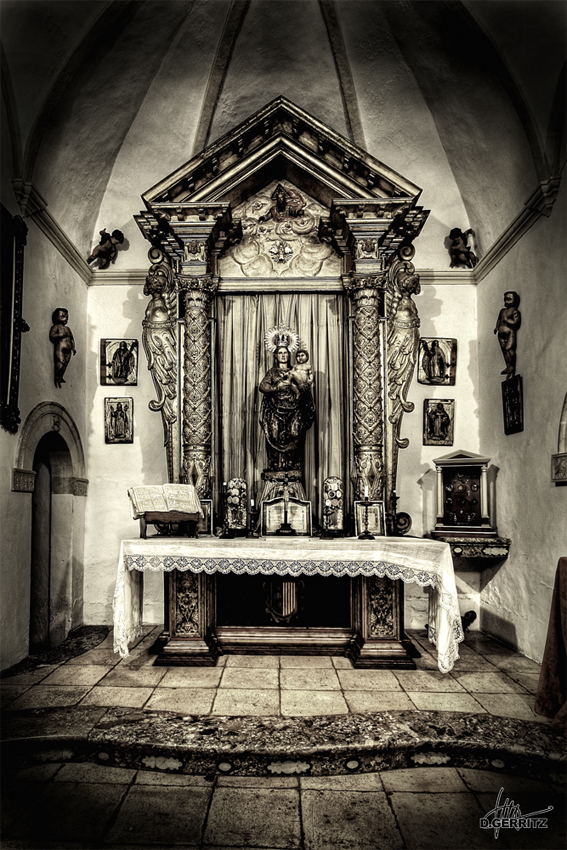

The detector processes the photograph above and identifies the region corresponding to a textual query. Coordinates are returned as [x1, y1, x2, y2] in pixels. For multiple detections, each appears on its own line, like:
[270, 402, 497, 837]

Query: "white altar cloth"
[113, 536, 464, 672]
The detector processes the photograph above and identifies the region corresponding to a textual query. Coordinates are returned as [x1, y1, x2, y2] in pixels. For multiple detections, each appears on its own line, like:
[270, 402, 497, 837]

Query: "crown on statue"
[264, 323, 300, 353]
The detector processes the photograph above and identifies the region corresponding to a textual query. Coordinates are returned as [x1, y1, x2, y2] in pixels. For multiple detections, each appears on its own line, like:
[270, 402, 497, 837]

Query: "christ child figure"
[494, 291, 521, 376]
[49, 307, 76, 388]
[289, 349, 313, 397]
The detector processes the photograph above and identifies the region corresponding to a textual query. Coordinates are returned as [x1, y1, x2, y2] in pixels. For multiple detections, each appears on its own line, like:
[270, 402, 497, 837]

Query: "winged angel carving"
[142, 257, 177, 474]
[386, 260, 421, 450]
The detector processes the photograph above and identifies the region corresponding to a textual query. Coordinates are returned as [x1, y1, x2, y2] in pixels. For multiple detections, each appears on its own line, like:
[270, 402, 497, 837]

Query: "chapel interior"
[1, 1, 566, 847]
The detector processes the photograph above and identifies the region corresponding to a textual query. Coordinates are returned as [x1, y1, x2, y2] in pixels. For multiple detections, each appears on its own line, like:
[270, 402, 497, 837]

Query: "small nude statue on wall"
[49, 308, 76, 388]
[494, 291, 521, 377]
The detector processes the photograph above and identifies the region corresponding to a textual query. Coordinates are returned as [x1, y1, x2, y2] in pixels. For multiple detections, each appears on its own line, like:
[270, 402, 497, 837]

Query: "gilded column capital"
[176, 274, 219, 296]
[343, 273, 386, 298]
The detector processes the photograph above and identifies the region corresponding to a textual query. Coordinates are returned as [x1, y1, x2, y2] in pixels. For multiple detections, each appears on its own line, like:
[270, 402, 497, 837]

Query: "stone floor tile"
[54, 762, 136, 783]
[344, 690, 416, 713]
[160, 667, 222, 688]
[279, 655, 334, 668]
[473, 692, 543, 721]
[99, 665, 167, 687]
[0, 684, 30, 708]
[218, 775, 298, 788]
[475, 790, 566, 849]
[220, 667, 280, 689]
[453, 671, 529, 693]
[406, 691, 486, 713]
[136, 771, 214, 786]
[106, 784, 212, 845]
[280, 669, 340, 690]
[80, 685, 154, 708]
[203, 787, 301, 848]
[457, 768, 562, 794]
[337, 669, 401, 690]
[450, 651, 498, 672]
[331, 656, 354, 669]
[0, 665, 60, 685]
[40, 665, 112, 687]
[280, 689, 348, 716]
[225, 655, 279, 668]
[484, 654, 542, 672]
[302, 789, 403, 850]
[413, 653, 440, 670]
[505, 671, 541, 694]
[212, 687, 280, 716]
[5, 685, 91, 710]
[394, 671, 466, 692]
[13, 764, 62, 782]
[301, 773, 383, 790]
[65, 647, 120, 666]
[390, 791, 495, 849]
[144, 687, 216, 714]
[381, 767, 468, 793]
[6, 781, 127, 843]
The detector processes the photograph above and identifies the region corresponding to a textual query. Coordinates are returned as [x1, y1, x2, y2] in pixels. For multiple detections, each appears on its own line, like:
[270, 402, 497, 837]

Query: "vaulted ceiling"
[1, 0, 565, 269]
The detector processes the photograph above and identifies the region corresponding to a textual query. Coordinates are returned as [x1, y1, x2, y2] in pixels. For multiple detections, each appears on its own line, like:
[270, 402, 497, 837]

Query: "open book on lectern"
[127, 484, 203, 518]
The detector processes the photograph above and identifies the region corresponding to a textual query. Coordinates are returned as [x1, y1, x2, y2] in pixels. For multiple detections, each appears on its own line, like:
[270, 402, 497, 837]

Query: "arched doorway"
[30, 431, 73, 651]
[14, 402, 88, 654]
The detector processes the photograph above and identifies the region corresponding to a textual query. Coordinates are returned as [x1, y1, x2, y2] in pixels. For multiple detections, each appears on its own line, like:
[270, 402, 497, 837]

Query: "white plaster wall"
[399, 278, 481, 629]
[476, 182, 567, 661]
[0, 225, 88, 670]
[83, 284, 168, 626]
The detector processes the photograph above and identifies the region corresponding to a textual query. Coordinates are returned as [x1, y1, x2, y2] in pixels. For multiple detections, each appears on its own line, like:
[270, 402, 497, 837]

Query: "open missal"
[128, 484, 203, 519]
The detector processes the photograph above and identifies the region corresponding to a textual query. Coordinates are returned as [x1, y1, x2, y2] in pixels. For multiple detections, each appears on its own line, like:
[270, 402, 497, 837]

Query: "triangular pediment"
[142, 97, 423, 211]
[433, 449, 491, 466]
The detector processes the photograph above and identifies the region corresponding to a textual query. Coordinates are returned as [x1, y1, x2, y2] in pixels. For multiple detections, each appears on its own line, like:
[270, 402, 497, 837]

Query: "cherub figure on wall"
[49, 308, 76, 388]
[494, 291, 521, 377]
[87, 228, 124, 269]
[448, 227, 477, 268]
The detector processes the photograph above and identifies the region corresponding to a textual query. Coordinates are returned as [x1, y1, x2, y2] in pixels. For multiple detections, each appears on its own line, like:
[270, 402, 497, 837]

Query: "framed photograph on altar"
[354, 500, 386, 537]
[197, 499, 212, 535]
[104, 397, 133, 444]
[261, 497, 312, 537]
[100, 339, 138, 385]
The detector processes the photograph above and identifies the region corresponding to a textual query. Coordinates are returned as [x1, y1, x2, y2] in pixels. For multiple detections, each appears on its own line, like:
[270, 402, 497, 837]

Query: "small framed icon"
[104, 397, 133, 444]
[100, 339, 138, 386]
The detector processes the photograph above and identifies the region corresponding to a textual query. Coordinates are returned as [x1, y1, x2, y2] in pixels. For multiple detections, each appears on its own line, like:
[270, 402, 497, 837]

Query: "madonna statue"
[259, 341, 315, 475]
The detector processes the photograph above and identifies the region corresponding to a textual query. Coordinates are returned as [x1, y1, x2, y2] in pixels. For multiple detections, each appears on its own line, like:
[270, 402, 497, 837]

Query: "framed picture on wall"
[502, 375, 523, 435]
[104, 397, 133, 444]
[417, 338, 457, 386]
[423, 399, 455, 446]
[100, 339, 138, 386]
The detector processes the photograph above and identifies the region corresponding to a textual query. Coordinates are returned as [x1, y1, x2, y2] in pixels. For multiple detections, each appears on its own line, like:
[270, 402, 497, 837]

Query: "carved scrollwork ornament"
[142, 251, 178, 479]
[384, 257, 421, 514]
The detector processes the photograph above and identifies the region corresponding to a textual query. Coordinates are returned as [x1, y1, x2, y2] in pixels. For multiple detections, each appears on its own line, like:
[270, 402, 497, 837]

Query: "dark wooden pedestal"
[154, 571, 416, 669]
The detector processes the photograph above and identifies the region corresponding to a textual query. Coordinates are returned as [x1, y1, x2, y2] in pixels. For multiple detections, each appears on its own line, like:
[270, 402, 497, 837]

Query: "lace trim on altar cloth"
[124, 553, 444, 584]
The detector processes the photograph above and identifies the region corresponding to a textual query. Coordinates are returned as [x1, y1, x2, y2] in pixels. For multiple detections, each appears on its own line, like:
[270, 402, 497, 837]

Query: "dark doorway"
[30, 431, 72, 652]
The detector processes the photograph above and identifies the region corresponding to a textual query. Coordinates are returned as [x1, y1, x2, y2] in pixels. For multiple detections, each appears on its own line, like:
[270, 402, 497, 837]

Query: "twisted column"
[345, 275, 385, 500]
[178, 275, 218, 498]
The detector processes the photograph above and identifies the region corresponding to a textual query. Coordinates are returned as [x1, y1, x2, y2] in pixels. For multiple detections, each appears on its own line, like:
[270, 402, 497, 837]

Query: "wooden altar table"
[113, 536, 463, 672]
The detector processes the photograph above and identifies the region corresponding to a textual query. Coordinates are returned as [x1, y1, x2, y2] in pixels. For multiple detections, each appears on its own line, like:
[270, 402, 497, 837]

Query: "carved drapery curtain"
[213, 292, 350, 521]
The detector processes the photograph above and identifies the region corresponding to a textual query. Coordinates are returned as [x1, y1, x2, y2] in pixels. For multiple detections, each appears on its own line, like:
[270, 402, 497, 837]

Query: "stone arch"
[13, 401, 87, 494]
[14, 402, 88, 648]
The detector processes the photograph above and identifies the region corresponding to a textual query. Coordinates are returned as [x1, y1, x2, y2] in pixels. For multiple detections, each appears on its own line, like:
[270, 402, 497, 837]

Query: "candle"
[364, 485, 368, 499]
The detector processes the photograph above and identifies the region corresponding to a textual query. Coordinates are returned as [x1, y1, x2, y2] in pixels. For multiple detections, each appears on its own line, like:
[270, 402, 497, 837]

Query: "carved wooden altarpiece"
[135, 98, 429, 666]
